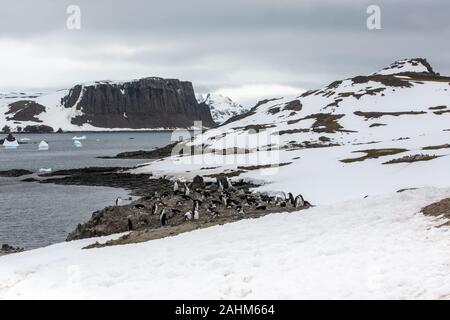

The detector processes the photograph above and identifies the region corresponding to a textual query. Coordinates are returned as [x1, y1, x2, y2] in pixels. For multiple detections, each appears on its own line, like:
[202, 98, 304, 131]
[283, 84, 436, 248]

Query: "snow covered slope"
[197, 93, 249, 124]
[134, 58, 450, 204]
[1, 186, 450, 299]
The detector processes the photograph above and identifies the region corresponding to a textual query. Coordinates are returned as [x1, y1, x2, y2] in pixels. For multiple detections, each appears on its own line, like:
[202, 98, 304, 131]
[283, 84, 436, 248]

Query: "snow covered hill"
[134, 58, 450, 204]
[1, 186, 450, 299]
[197, 93, 249, 124]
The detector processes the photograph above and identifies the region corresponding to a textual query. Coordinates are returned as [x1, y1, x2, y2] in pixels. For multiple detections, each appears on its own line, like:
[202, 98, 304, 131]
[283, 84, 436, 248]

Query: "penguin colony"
[121, 175, 311, 230]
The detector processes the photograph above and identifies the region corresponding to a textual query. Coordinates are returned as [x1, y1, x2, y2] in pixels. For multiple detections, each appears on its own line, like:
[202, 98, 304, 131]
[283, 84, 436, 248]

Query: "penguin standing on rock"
[294, 195, 305, 208]
[192, 200, 200, 220]
[184, 183, 190, 197]
[288, 193, 295, 206]
[160, 207, 167, 226]
[174, 181, 179, 193]
[184, 211, 192, 221]
[115, 197, 123, 206]
[127, 217, 133, 231]
[151, 203, 159, 215]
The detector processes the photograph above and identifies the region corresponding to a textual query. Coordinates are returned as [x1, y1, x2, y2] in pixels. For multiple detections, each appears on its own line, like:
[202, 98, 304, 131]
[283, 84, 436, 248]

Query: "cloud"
[0, 0, 449, 105]
[215, 84, 305, 107]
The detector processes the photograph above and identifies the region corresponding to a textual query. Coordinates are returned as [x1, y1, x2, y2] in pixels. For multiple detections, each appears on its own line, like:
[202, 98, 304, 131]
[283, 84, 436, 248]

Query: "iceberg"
[3, 139, 19, 149]
[39, 168, 52, 173]
[72, 136, 86, 140]
[38, 141, 49, 151]
[74, 140, 83, 148]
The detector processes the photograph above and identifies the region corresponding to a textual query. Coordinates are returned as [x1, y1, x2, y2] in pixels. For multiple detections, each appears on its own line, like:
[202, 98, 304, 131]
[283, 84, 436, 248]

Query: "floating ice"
[72, 136, 86, 140]
[3, 139, 19, 149]
[39, 168, 52, 173]
[38, 141, 49, 151]
[74, 140, 83, 148]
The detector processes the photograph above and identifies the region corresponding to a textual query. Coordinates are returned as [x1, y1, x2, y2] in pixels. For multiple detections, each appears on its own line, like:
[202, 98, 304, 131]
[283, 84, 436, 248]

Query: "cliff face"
[62, 78, 216, 129]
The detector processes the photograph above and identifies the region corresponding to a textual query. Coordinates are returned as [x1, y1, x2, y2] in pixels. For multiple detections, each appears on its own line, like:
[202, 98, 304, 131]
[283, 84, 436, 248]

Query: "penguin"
[220, 194, 228, 207]
[184, 183, 190, 197]
[193, 209, 199, 220]
[151, 203, 159, 215]
[227, 177, 234, 189]
[174, 181, 179, 193]
[127, 218, 133, 231]
[115, 197, 123, 206]
[184, 211, 192, 221]
[256, 203, 267, 210]
[160, 208, 167, 226]
[134, 204, 146, 210]
[237, 206, 245, 215]
[288, 192, 295, 206]
[192, 199, 200, 211]
[218, 180, 224, 192]
[294, 194, 305, 208]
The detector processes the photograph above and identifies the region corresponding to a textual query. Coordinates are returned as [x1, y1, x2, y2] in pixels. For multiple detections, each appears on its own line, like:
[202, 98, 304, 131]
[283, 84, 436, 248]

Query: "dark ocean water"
[0, 132, 173, 250]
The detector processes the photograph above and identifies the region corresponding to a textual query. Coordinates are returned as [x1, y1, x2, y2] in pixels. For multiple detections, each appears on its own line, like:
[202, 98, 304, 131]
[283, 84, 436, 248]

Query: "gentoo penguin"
[288, 192, 295, 206]
[184, 211, 192, 221]
[218, 180, 224, 192]
[294, 194, 305, 208]
[174, 181, 179, 193]
[160, 208, 167, 226]
[115, 197, 123, 206]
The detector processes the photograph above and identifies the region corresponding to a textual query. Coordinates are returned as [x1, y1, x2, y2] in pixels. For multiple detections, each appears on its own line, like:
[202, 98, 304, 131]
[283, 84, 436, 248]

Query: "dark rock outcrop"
[0, 169, 33, 177]
[0, 244, 24, 256]
[61, 78, 216, 129]
[23, 125, 54, 133]
[5, 101, 45, 122]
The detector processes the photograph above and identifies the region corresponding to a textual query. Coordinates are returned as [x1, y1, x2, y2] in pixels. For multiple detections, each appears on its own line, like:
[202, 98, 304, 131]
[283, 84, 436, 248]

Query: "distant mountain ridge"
[196, 93, 249, 124]
[0, 77, 216, 132]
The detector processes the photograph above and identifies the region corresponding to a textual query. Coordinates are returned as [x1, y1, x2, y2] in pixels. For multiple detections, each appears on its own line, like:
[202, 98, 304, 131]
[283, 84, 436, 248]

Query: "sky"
[0, 0, 449, 107]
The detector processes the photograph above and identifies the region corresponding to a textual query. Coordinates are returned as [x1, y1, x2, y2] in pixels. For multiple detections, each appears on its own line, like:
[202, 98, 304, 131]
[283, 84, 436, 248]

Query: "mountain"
[197, 93, 249, 124]
[0, 77, 216, 132]
[135, 58, 450, 204]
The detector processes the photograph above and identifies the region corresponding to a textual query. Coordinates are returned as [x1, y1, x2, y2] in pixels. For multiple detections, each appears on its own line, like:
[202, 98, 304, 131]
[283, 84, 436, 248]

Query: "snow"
[197, 93, 249, 124]
[1, 187, 450, 299]
[3, 58, 450, 299]
[372, 58, 432, 75]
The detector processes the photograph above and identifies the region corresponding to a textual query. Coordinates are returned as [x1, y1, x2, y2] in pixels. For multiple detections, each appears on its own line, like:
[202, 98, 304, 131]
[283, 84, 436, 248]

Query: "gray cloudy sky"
[0, 0, 449, 106]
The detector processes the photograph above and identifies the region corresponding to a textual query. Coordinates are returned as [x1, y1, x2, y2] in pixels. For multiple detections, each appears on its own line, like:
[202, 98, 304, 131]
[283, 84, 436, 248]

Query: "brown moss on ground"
[422, 144, 450, 150]
[421, 198, 450, 227]
[237, 162, 292, 171]
[340, 148, 408, 163]
[369, 123, 387, 128]
[383, 154, 442, 165]
[354, 110, 427, 119]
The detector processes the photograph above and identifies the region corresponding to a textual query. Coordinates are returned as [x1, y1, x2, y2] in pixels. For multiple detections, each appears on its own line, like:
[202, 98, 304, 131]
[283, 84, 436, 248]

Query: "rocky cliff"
[1, 77, 216, 132]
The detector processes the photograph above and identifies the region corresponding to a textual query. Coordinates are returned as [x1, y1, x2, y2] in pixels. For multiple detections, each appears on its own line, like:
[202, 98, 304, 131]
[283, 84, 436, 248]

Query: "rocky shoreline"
[2, 142, 311, 253]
